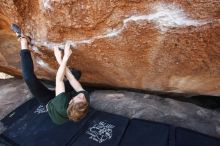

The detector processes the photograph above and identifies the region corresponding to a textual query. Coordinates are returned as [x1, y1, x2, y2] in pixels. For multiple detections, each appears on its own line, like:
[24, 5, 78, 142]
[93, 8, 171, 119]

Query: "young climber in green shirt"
[48, 44, 90, 124]
[11, 23, 90, 125]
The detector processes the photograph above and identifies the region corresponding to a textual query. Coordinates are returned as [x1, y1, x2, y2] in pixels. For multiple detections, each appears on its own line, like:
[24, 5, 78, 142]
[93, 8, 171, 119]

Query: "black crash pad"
[1, 98, 129, 146]
[68, 111, 129, 146]
[1, 99, 96, 146]
[1, 98, 220, 146]
[175, 127, 220, 146]
[119, 119, 171, 146]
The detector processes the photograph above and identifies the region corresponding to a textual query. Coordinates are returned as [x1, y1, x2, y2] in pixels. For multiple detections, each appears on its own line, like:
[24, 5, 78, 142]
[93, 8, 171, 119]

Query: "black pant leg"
[20, 50, 54, 105]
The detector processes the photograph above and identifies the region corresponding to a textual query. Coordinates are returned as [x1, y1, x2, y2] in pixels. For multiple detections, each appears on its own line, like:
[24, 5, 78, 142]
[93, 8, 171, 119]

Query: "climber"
[11, 23, 90, 124]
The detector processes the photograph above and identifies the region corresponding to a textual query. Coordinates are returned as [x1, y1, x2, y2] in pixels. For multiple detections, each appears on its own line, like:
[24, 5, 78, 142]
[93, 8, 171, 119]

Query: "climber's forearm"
[55, 57, 73, 80]
[55, 54, 83, 92]
[54, 51, 69, 80]
[56, 58, 68, 82]
[55, 59, 68, 95]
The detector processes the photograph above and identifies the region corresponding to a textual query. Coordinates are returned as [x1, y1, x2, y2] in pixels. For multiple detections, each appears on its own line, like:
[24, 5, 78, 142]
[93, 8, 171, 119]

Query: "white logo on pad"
[34, 105, 47, 114]
[86, 121, 115, 143]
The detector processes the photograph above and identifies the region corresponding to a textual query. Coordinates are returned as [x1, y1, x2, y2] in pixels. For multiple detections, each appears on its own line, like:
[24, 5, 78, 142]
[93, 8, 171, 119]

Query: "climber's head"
[67, 92, 89, 121]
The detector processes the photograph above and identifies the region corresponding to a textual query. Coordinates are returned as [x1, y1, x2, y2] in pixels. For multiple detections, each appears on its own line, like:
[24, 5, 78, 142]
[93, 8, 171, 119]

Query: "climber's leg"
[20, 36, 55, 105]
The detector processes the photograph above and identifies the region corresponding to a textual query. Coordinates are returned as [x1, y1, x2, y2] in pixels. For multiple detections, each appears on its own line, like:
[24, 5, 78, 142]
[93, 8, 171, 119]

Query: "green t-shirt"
[47, 92, 70, 125]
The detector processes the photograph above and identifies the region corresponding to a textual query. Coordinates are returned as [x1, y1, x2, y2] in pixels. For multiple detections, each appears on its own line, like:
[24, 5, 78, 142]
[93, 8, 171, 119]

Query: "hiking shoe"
[11, 23, 23, 38]
[70, 68, 81, 81]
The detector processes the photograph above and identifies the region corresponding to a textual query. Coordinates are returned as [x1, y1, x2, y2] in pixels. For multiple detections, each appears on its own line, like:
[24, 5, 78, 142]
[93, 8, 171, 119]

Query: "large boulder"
[0, 0, 220, 95]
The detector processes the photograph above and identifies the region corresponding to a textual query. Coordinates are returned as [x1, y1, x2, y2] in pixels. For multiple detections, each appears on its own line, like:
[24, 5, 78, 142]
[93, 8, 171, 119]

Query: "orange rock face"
[0, 0, 220, 95]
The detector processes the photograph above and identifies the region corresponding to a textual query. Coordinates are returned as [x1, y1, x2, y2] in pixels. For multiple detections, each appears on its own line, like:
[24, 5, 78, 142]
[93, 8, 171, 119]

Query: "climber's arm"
[55, 59, 67, 96]
[54, 46, 84, 92]
[55, 43, 72, 96]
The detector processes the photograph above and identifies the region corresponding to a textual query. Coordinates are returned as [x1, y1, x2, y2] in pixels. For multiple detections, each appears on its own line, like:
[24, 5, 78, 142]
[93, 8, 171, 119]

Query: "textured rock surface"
[0, 0, 220, 95]
[0, 79, 31, 120]
[90, 90, 220, 138]
[0, 79, 32, 134]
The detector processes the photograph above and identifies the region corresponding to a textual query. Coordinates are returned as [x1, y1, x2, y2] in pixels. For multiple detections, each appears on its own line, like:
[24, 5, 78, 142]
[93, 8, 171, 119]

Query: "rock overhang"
[0, 0, 220, 95]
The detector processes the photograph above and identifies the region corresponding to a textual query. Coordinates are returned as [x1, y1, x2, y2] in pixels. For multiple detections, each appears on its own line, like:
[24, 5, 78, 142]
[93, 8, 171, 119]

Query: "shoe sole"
[11, 23, 22, 38]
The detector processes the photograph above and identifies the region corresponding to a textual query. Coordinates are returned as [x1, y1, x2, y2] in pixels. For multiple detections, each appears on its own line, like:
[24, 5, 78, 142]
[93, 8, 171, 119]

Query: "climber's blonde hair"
[67, 97, 89, 121]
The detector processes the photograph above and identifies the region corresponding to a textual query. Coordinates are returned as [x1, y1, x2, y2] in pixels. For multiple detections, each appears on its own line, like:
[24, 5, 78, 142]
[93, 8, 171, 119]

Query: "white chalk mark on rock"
[36, 58, 49, 68]
[36, 58, 56, 72]
[32, 46, 41, 54]
[34, 2, 210, 49]
[145, 3, 209, 31]
[42, 0, 52, 10]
